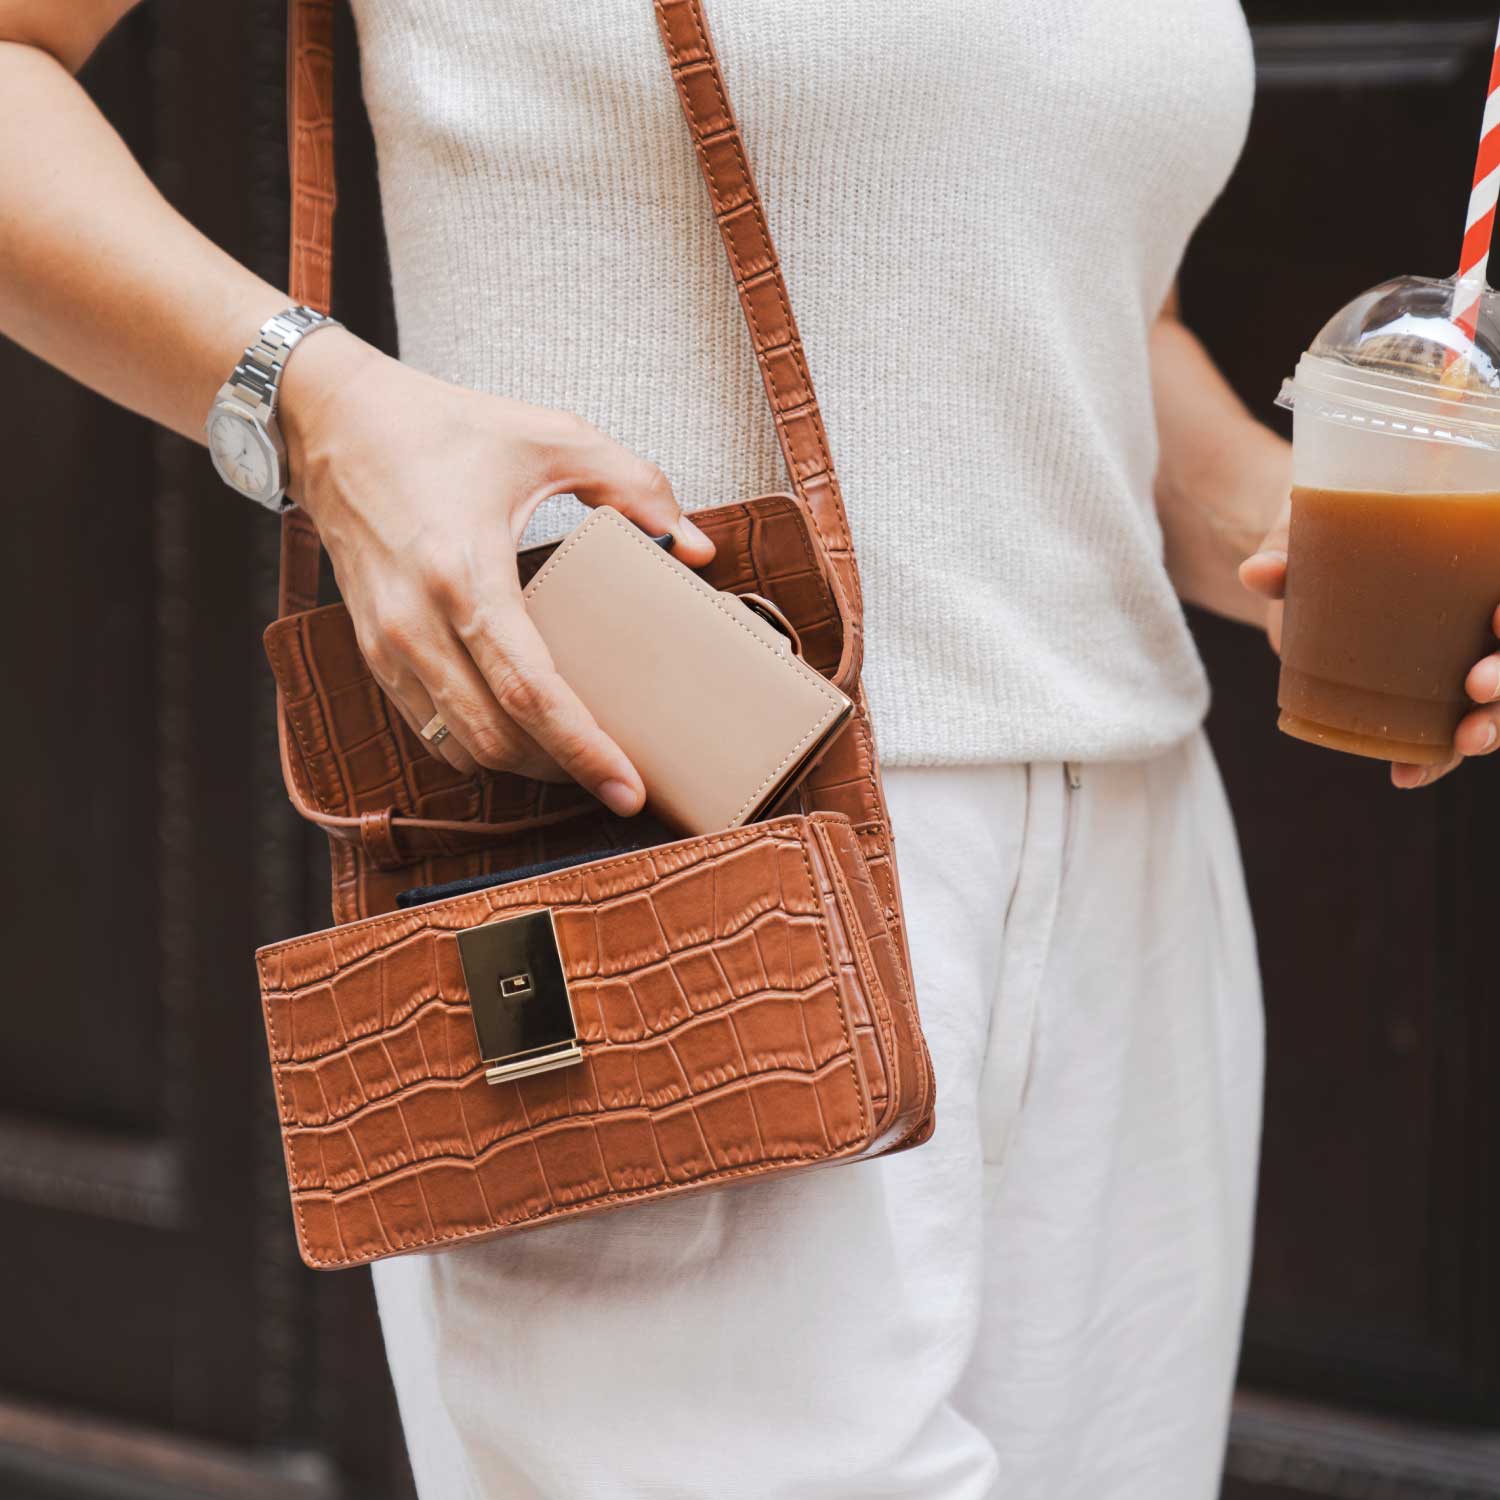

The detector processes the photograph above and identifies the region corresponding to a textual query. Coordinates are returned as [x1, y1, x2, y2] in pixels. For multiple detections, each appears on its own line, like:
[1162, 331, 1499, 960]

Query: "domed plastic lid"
[1309, 274, 1500, 386]
[1277, 274, 1500, 450]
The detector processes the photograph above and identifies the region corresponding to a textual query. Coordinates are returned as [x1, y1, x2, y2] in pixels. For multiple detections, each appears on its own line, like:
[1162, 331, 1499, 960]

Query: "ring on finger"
[419, 712, 451, 746]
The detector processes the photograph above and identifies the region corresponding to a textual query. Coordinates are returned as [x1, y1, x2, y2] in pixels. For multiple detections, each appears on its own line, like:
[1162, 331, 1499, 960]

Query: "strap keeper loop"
[358, 808, 405, 871]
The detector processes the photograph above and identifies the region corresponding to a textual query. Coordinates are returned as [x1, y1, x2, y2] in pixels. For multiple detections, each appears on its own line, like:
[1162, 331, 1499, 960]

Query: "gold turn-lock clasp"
[455, 909, 583, 1086]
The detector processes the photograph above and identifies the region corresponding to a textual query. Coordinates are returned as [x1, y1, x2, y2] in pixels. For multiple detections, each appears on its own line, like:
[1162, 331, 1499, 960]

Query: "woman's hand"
[280, 330, 713, 815]
[0, 0, 716, 819]
[1237, 496, 1288, 655]
[1240, 505, 1500, 789]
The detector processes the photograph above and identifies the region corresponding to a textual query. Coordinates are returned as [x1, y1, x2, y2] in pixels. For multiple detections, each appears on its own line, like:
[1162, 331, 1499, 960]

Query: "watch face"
[208, 407, 277, 501]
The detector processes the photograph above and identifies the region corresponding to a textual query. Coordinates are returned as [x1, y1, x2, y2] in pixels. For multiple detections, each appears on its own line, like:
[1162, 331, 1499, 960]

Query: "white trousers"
[372, 731, 1264, 1499]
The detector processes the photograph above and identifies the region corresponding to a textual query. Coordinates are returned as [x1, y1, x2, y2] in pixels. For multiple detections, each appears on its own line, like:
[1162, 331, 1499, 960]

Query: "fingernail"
[1392, 765, 1425, 789]
[1483, 722, 1498, 752]
[598, 779, 642, 817]
[675, 515, 711, 551]
[1483, 663, 1500, 702]
[1249, 549, 1286, 567]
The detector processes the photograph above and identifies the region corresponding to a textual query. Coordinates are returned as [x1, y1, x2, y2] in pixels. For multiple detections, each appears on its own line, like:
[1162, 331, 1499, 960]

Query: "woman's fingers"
[1468, 646, 1500, 706]
[421, 670, 568, 784]
[1238, 548, 1287, 600]
[1390, 703, 1498, 788]
[1445, 637, 1500, 767]
[1388, 643, 1500, 788]
[361, 611, 567, 784]
[382, 672, 481, 777]
[1391, 754, 1463, 789]
[547, 415, 715, 567]
[1240, 495, 1291, 603]
[1455, 700, 1500, 757]
[356, 616, 481, 776]
[453, 586, 646, 816]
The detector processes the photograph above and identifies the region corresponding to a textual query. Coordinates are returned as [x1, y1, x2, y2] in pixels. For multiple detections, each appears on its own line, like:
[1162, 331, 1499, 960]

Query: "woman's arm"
[0, 3, 296, 442]
[0, 2, 711, 813]
[1150, 291, 1291, 634]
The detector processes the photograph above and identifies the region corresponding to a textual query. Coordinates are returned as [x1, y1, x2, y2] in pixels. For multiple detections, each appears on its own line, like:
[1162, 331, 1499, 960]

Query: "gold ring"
[419, 712, 451, 745]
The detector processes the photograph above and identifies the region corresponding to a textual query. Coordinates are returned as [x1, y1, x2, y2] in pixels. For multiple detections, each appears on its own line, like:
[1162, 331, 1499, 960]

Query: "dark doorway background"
[2, 3, 1499, 1496]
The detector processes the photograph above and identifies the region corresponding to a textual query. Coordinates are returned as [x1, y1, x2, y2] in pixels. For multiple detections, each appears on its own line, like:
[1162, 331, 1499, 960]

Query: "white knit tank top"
[349, 0, 1254, 765]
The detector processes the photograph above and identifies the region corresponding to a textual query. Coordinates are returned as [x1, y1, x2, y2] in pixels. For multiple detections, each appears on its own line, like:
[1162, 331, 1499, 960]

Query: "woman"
[6, 3, 1498, 1496]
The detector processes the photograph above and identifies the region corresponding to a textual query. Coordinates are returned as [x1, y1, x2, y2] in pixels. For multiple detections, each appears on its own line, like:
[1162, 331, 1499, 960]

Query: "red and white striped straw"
[1452, 16, 1500, 344]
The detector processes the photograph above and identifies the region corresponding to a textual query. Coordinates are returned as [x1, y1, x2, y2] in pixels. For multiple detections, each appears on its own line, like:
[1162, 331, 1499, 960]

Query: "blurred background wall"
[2, 2, 1499, 1496]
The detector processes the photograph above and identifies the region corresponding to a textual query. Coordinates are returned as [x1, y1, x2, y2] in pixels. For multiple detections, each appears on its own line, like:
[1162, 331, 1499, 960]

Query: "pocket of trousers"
[979, 763, 1078, 1167]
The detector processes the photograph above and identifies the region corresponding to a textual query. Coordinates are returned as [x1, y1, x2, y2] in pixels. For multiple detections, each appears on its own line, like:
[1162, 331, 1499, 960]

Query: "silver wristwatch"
[205, 305, 341, 511]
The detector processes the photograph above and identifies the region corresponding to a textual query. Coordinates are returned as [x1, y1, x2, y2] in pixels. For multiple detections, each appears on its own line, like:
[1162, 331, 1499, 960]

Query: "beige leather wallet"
[523, 507, 853, 836]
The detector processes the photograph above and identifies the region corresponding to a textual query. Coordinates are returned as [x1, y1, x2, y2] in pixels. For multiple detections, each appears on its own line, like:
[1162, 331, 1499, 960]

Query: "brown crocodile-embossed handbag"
[255, 0, 934, 1269]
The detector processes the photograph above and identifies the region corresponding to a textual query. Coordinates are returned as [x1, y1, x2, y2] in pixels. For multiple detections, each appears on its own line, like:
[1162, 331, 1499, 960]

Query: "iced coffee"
[1275, 276, 1500, 764]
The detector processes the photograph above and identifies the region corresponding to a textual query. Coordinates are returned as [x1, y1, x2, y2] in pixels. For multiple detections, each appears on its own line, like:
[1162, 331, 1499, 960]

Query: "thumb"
[551, 420, 715, 567]
[1239, 499, 1291, 602]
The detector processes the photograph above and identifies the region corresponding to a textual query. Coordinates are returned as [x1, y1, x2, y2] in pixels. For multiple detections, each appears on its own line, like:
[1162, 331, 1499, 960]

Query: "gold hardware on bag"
[456, 910, 583, 1085]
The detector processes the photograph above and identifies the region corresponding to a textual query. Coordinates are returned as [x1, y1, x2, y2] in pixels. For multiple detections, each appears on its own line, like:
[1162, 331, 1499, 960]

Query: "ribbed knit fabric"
[349, 0, 1254, 765]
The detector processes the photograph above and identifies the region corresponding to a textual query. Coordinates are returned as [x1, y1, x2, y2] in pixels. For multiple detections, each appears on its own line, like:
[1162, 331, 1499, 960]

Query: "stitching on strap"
[652, 0, 860, 578]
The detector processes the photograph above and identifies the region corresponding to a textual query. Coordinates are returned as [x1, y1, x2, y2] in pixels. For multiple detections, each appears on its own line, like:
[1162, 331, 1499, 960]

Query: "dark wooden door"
[0, 6, 411, 1497]
[1183, 4, 1500, 1495]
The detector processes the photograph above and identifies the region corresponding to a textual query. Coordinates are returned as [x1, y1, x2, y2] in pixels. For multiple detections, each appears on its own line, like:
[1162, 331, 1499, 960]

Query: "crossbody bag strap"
[280, 0, 334, 616]
[650, 1, 863, 628]
[277, 0, 861, 846]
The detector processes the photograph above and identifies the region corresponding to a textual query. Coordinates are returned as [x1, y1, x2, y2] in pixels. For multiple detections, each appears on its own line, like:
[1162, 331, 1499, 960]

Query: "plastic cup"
[1274, 274, 1500, 764]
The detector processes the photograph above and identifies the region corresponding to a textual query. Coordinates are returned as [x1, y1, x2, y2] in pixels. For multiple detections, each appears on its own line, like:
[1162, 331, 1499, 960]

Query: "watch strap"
[222, 305, 339, 419]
